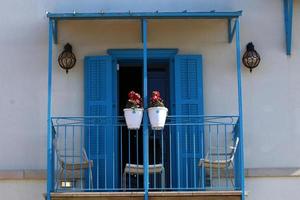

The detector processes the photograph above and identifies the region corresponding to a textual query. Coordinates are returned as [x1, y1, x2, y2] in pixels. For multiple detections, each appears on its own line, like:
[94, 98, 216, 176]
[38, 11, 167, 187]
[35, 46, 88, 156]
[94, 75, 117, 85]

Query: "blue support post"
[53, 20, 58, 44]
[142, 19, 149, 200]
[235, 19, 245, 200]
[284, 0, 293, 55]
[47, 19, 54, 200]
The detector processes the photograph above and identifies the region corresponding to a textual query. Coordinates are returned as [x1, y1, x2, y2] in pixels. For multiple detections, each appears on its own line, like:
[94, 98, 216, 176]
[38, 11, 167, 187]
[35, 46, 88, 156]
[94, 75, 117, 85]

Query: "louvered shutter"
[84, 56, 116, 188]
[173, 55, 204, 188]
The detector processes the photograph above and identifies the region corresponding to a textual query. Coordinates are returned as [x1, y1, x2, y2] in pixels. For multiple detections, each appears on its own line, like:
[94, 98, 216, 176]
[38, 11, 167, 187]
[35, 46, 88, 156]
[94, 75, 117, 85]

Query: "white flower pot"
[123, 108, 143, 130]
[148, 107, 168, 130]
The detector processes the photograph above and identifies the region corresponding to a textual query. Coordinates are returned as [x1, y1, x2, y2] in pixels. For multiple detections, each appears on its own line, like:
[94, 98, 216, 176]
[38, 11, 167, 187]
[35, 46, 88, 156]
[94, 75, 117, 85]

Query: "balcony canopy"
[47, 11, 242, 44]
[47, 11, 242, 20]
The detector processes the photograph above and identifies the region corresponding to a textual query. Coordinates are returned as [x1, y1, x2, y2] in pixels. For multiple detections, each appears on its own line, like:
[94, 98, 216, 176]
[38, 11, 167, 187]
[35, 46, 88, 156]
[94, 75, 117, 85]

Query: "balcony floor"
[51, 191, 242, 200]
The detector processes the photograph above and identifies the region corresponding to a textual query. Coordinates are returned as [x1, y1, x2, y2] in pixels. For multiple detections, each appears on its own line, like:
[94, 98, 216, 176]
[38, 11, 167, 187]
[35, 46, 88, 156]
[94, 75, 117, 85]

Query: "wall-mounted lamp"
[58, 43, 76, 74]
[242, 42, 261, 72]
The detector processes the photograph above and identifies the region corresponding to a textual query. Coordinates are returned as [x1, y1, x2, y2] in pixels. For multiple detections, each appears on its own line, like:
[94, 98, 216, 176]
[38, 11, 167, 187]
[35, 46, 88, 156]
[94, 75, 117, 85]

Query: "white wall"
[246, 177, 300, 200]
[0, 180, 45, 200]
[0, 0, 300, 188]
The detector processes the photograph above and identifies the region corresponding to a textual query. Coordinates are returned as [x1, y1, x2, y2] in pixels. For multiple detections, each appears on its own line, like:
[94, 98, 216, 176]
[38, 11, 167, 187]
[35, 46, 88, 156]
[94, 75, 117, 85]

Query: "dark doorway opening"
[118, 64, 143, 170]
[118, 60, 170, 189]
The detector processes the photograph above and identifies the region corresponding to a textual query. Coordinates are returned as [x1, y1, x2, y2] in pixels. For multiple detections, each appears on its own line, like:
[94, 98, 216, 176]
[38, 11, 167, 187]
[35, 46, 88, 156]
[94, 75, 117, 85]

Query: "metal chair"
[122, 163, 165, 189]
[198, 137, 239, 187]
[53, 129, 93, 189]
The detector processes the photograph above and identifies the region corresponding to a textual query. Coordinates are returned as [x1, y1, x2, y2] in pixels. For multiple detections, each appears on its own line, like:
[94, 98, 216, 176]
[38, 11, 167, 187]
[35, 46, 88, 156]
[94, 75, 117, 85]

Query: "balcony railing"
[51, 115, 241, 192]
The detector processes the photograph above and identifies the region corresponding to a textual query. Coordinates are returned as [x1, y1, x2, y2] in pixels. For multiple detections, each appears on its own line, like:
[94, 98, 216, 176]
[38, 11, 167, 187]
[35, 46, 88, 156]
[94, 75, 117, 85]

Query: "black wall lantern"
[58, 43, 76, 73]
[242, 42, 261, 72]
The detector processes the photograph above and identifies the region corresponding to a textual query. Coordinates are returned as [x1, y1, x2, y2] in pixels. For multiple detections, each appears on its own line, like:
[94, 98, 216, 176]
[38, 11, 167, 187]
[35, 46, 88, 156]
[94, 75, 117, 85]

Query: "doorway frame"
[108, 49, 178, 188]
[107, 49, 178, 60]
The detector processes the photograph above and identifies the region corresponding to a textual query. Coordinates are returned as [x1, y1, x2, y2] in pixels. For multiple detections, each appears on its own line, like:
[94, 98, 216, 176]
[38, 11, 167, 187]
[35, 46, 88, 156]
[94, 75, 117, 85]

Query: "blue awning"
[47, 11, 242, 44]
[47, 11, 242, 20]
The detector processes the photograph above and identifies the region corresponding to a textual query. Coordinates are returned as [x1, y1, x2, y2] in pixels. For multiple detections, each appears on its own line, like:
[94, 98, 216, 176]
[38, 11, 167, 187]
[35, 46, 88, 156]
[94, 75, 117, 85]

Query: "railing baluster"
[169, 125, 172, 189]
[104, 127, 107, 189]
[120, 126, 123, 189]
[80, 125, 83, 190]
[137, 130, 139, 189]
[217, 124, 220, 188]
[161, 129, 164, 190]
[225, 124, 229, 189]
[112, 125, 115, 189]
[54, 126, 61, 190]
[64, 125, 67, 191]
[201, 124, 205, 190]
[88, 124, 91, 190]
[209, 124, 212, 190]
[177, 128, 180, 189]
[185, 126, 188, 188]
[154, 130, 156, 189]
[193, 126, 196, 189]
[96, 125, 99, 189]
[72, 125, 75, 190]
[128, 129, 131, 189]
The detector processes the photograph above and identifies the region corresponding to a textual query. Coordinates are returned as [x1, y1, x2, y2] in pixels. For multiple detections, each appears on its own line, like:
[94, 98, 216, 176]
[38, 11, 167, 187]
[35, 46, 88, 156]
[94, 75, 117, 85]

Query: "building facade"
[0, 0, 300, 200]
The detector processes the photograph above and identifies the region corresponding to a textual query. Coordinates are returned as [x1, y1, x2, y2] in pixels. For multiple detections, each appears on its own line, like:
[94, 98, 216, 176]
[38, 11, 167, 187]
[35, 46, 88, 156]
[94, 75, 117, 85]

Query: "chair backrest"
[230, 137, 239, 162]
[52, 125, 88, 164]
[52, 126, 64, 164]
[52, 124, 60, 158]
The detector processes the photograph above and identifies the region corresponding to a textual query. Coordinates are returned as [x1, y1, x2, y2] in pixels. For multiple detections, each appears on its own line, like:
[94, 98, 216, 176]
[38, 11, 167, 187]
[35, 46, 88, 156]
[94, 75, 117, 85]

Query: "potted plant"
[148, 91, 168, 130]
[123, 91, 144, 130]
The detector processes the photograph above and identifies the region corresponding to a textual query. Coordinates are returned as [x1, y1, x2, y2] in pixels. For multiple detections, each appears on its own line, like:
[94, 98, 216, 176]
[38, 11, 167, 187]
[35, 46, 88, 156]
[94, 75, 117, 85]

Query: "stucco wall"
[0, 180, 45, 200]
[0, 0, 300, 197]
[245, 177, 300, 200]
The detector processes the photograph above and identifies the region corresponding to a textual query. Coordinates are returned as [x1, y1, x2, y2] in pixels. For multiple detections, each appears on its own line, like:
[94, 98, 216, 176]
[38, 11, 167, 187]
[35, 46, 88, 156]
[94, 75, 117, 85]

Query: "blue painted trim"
[228, 18, 237, 43]
[142, 19, 149, 200]
[107, 49, 178, 60]
[47, 19, 54, 200]
[47, 11, 242, 20]
[235, 19, 245, 200]
[284, 0, 293, 55]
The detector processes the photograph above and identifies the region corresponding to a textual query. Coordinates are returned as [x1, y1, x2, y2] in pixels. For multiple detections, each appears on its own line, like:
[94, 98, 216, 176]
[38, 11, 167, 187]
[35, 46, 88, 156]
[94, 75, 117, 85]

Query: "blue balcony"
[47, 11, 244, 200]
[51, 115, 242, 193]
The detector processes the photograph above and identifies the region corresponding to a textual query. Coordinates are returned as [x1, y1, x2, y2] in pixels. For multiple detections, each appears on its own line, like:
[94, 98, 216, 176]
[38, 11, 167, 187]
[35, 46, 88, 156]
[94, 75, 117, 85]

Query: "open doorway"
[118, 63, 143, 188]
[118, 59, 170, 188]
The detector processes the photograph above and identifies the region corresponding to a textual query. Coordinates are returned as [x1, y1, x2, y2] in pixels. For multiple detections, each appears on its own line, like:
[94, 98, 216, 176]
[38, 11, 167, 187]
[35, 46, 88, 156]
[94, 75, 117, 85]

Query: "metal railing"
[51, 115, 241, 192]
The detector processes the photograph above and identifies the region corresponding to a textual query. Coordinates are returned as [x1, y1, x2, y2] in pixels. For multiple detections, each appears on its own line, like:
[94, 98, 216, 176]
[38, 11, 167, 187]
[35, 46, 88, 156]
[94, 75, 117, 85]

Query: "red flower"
[149, 90, 165, 107]
[135, 93, 141, 99]
[152, 91, 160, 98]
[128, 91, 136, 99]
[126, 91, 143, 108]
[151, 95, 159, 101]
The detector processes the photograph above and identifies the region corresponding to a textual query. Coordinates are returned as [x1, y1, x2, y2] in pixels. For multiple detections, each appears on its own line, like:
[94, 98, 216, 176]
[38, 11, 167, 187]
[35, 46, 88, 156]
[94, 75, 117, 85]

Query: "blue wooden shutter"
[173, 55, 204, 188]
[84, 56, 116, 189]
